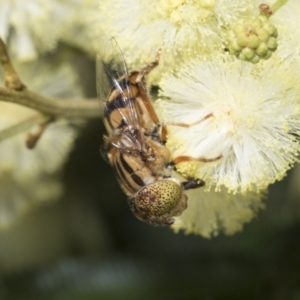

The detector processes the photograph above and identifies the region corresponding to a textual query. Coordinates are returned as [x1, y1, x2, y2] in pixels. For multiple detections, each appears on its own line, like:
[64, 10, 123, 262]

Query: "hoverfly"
[97, 38, 220, 226]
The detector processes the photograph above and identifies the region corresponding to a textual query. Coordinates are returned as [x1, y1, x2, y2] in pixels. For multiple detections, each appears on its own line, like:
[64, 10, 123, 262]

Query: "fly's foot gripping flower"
[226, 15, 278, 63]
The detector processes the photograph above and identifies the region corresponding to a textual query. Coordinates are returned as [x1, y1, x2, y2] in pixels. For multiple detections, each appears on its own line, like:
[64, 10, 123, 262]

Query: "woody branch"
[0, 36, 102, 120]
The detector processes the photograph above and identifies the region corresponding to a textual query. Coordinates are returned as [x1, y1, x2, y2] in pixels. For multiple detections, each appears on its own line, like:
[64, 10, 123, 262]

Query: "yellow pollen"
[157, 0, 216, 25]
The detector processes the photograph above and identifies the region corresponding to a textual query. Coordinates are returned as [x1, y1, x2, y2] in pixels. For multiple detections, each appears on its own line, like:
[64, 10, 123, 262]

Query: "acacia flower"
[92, 0, 254, 82]
[0, 60, 82, 228]
[172, 181, 265, 238]
[271, 0, 300, 62]
[0, 173, 62, 229]
[60, 0, 98, 56]
[0, 0, 85, 61]
[156, 54, 300, 193]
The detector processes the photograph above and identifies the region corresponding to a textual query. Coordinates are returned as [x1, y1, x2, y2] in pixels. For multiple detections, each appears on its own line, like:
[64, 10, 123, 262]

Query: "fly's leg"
[162, 112, 222, 162]
[164, 114, 219, 192]
[160, 123, 168, 143]
[160, 113, 214, 143]
[135, 49, 162, 125]
[172, 154, 222, 165]
[136, 49, 161, 83]
[182, 178, 205, 190]
[166, 113, 213, 128]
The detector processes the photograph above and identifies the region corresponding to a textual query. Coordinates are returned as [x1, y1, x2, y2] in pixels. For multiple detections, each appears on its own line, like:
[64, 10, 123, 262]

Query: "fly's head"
[128, 178, 187, 226]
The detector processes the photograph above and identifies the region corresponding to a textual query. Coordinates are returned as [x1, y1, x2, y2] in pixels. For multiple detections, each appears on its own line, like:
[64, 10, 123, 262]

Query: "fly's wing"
[96, 38, 142, 136]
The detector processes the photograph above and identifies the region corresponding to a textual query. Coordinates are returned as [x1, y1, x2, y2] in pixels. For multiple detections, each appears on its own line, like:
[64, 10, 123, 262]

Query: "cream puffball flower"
[172, 186, 265, 238]
[92, 0, 253, 82]
[0, 60, 83, 228]
[0, 173, 62, 229]
[60, 0, 99, 56]
[271, 0, 300, 62]
[157, 54, 300, 193]
[0, 0, 85, 61]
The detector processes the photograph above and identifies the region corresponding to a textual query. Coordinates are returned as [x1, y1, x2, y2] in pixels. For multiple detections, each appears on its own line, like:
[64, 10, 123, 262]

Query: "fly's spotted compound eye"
[135, 180, 182, 216]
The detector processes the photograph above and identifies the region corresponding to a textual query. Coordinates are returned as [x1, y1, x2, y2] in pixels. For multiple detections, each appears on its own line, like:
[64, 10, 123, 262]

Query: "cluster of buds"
[226, 15, 278, 63]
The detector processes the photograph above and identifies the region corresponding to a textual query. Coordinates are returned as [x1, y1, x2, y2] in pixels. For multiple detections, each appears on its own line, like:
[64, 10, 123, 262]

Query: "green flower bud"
[237, 35, 248, 47]
[228, 46, 235, 55]
[251, 18, 263, 29]
[248, 35, 260, 49]
[242, 48, 255, 60]
[262, 50, 272, 60]
[263, 22, 277, 36]
[251, 55, 260, 64]
[258, 15, 268, 23]
[238, 52, 246, 61]
[268, 37, 277, 50]
[225, 14, 278, 63]
[256, 42, 268, 56]
[257, 29, 269, 42]
[233, 24, 245, 35]
[231, 40, 241, 52]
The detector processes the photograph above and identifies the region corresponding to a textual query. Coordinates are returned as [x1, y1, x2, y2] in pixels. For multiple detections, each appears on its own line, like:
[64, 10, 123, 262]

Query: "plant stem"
[0, 37, 25, 90]
[0, 113, 47, 143]
[0, 36, 103, 145]
[0, 87, 102, 119]
[271, 0, 289, 13]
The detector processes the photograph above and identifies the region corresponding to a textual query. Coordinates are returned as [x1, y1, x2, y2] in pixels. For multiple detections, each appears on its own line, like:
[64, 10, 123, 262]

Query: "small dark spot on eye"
[140, 190, 156, 202]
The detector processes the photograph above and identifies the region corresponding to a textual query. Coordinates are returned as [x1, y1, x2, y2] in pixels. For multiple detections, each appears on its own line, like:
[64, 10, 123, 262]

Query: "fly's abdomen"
[109, 148, 155, 197]
[103, 75, 139, 132]
[104, 95, 133, 134]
